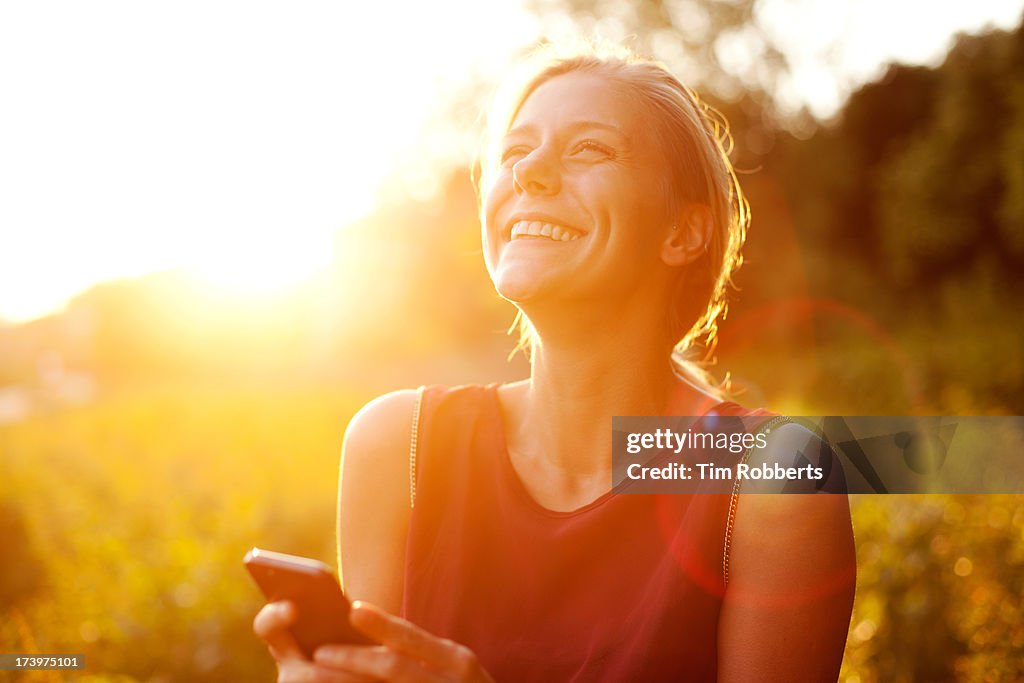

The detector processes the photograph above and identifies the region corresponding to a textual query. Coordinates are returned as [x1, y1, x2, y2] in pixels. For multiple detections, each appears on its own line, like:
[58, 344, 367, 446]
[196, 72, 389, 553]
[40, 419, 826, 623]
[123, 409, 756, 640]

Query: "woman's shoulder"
[343, 388, 422, 454]
[337, 389, 424, 604]
[344, 382, 512, 453]
[339, 383, 507, 520]
[339, 389, 424, 524]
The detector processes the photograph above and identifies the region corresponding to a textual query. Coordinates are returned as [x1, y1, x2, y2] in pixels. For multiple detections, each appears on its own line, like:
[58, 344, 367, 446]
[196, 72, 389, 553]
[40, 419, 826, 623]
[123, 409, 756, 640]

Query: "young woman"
[255, 44, 856, 682]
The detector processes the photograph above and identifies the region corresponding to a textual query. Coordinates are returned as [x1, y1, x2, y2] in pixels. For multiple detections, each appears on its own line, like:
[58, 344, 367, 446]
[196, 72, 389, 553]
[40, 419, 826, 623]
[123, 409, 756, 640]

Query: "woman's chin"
[492, 269, 556, 304]
[495, 280, 542, 304]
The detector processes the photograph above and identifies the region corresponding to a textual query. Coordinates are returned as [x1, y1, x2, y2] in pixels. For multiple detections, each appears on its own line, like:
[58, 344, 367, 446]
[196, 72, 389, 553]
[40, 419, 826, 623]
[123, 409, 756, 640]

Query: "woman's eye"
[500, 147, 529, 165]
[572, 139, 613, 159]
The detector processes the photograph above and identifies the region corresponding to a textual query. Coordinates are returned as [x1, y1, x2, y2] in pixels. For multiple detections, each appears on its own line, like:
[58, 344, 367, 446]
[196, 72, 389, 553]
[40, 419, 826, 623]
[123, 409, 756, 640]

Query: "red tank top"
[401, 383, 767, 682]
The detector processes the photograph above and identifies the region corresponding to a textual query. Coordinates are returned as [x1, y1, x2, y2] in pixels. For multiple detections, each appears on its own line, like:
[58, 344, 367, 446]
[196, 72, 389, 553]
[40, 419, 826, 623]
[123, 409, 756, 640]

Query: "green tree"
[877, 27, 1024, 287]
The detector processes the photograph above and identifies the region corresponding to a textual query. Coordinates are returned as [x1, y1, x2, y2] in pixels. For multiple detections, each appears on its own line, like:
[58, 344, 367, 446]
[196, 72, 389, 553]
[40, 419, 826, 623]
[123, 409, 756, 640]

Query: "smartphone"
[244, 547, 375, 657]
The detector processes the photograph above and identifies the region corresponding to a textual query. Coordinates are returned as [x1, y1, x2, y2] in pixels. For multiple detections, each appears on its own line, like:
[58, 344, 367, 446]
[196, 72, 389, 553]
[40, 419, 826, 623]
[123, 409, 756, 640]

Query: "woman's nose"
[512, 149, 561, 196]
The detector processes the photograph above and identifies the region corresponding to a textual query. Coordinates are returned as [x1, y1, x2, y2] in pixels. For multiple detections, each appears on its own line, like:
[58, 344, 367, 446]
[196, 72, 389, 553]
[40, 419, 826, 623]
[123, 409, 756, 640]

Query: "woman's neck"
[505, 306, 710, 485]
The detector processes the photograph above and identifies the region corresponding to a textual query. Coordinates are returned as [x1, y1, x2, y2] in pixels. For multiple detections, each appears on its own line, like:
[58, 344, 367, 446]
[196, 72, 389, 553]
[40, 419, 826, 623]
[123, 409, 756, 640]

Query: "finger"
[349, 602, 482, 677]
[279, 659, 378, 683]
[314, 645, 448, 683]
[348, 601, 464, 670]
[253, 601, 305, 662]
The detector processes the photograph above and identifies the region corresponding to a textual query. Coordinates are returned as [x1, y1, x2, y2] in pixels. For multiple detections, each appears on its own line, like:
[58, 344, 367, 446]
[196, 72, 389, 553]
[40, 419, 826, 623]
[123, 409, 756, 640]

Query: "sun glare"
[0, 0, 535, 323]
[186, 236, 334, 296]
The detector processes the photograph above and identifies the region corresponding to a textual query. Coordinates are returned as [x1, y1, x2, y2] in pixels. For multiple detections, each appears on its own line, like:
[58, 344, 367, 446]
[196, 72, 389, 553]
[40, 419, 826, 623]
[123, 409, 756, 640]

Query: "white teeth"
[509, 220, 584, 241]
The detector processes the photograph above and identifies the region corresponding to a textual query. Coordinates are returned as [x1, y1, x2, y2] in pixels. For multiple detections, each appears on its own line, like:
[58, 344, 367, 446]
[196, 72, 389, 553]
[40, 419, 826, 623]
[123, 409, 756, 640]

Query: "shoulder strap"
[409, 386, 426, 509]
[723, 415, 795, 586]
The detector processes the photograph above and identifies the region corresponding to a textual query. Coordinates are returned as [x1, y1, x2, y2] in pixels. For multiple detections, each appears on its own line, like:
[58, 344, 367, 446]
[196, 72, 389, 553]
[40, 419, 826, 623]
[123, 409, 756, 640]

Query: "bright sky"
[1, 0, 1021, 323]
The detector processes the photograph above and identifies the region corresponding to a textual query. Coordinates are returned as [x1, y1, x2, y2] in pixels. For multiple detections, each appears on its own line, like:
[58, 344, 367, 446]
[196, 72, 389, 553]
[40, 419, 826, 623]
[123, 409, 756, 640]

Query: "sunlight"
[186, 234, 334, 296]
[0, 0, 535, 323]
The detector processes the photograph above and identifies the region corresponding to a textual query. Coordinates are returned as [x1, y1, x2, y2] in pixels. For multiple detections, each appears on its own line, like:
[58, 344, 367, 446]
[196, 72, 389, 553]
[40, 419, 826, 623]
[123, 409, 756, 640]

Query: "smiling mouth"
[509, 220, 585, 242]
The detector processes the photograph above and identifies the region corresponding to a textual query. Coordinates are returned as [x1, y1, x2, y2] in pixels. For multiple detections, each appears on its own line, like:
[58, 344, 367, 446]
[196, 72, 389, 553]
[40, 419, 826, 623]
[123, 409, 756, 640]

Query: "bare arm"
[257, 388, 498, 681]
[718, 425, 857, 682]
[337, 389, 420, 613]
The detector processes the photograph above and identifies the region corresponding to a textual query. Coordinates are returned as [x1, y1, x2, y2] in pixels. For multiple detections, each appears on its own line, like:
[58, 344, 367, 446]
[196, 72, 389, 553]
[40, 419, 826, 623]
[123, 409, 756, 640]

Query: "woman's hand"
[313, 601, 496, 682]
[253, 600, 374, 682]
[253, 599, 495, 682]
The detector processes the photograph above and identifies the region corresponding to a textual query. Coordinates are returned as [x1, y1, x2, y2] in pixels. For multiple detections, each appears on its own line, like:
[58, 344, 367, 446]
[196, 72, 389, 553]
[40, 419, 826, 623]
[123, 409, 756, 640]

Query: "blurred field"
[847, 495, 1024, 682]
[2, 384, 1023, 681]
[0, 384, 363, 682]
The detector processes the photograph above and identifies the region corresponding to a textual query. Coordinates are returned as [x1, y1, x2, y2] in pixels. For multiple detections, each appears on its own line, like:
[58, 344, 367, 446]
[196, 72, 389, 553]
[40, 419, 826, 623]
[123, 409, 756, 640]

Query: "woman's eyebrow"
[504, 120, 628, 140]
[567, 120, 628, 139]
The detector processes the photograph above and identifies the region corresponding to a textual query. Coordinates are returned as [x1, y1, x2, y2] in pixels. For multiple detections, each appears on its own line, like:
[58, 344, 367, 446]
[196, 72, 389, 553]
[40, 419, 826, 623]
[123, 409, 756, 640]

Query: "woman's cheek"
[482, 228, 499, 276]
[482, 183, 511, 266]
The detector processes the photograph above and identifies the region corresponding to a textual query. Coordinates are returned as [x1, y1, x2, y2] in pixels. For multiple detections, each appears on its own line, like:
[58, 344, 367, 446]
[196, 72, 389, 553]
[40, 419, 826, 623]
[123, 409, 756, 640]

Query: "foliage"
[846, 496, 1024, 682]
[877, 28, 1024, 288]
[723, 25, 1024, 416]
[0, 385, 362, 681]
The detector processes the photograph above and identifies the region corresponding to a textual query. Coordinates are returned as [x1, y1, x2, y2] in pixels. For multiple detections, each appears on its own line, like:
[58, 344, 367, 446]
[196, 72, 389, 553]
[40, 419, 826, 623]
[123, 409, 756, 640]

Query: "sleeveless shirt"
[400, 383, 770, 682]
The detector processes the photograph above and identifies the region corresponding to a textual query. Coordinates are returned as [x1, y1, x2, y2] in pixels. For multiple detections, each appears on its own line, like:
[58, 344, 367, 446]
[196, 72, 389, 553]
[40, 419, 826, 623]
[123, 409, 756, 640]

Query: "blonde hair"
[476, 42, 750, 393]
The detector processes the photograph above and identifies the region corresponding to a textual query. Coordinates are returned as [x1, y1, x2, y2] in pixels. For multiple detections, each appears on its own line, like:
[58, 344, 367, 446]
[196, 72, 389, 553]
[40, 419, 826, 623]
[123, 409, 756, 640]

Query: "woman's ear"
[661, 204, 712, 267]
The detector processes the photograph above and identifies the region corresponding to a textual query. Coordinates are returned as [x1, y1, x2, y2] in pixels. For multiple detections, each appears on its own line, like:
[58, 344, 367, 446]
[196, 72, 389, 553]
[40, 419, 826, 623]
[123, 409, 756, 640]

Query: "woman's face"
[482, 72, 675, 307]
